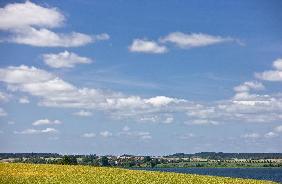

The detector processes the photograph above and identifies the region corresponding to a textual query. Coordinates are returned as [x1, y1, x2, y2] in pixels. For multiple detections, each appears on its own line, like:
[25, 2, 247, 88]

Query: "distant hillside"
[167, 152, 282, 159]
[1, 152, 282, 160]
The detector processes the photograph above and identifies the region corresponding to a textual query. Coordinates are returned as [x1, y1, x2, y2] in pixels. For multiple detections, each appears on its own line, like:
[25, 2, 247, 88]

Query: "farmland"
[0, 163, 277, 184]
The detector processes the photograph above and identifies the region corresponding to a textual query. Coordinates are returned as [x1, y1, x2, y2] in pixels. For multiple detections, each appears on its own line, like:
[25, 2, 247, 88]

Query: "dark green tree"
[100, 156, 110, 166]
[143, 156, 151, 163]
[61, 155, 78, 165]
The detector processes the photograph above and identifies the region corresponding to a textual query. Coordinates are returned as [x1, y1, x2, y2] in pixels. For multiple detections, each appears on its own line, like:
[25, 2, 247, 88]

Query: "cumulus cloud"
[0, 2, 108, 47]
[145, 96, 185, 107]
[18, 96, 30, 104]
[0, 1, 64, 30]
[234, 81, 264, 92]
[255, 70, 282, 81]
[100, 131, 113, 137]
[255, 58, 282, 81]
[43, 51, 92, 68]
[0, 65, 54, 84]
[129, 39, 167, 54]
[81, 133, 96, 138]
[272, 58, 282, 70]
[160, 32, 237, 48]
[32, 119, 62, 126]
[73, 110, 93, 117]
[1, 61, 282, 125]
[14, 127, 58, 135]
[8, 27, 94, 47]
[185, 94, 282, 124]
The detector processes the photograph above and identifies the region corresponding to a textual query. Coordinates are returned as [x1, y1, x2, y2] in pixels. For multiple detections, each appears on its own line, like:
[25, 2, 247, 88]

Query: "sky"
[0, 0, 282, 155]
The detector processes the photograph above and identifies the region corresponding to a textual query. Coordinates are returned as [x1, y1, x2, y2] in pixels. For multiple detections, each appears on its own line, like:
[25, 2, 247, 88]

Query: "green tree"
[100, 156, 110, 166]
[61, 155, 78, 165]
[143, 156, 151, 163]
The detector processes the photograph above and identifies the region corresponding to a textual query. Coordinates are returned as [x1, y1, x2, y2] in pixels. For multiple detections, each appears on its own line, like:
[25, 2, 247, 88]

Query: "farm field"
[0, 163, 278, 184]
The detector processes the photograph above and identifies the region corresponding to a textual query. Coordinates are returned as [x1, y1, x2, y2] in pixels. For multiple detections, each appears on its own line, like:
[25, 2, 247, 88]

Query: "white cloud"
[242, 133, 260, 139]
[43, 50, 92, 68]
[81, 133, 96, 138]
[9, 27, 93, 47]
[0, 65, 54, 84]
[139, 116, 158, 123]
[189, 119, 219, 125]
[234, 81, 264, 92]
[0, 1, 64, 30]
[273, 58, 282, 70]
[255, 70, 282, 81]
[129, 32, 240, 54]
[275, 125, 282, 133]
[32, 119, 62, 126]
[0, 65, 186, 125]
[100, 131, 113, 137]
[73, 110, 93, 117]
[41, 128, 58, 133]
[136, 114, 175, 124]
[1, 62, 282, 125]
[118, 130, 152, 140]
[14, 127, 58, 135]
[129, 39, 167, 54]
[186, 107, 216, 119]
[19, 96, 30, 104]
[0, 2, 108, 47]
[264, 132, 278, 138]
[160, 32, 236, 48]
[255, 58, 282, 81]
[145, 96, 185, 107]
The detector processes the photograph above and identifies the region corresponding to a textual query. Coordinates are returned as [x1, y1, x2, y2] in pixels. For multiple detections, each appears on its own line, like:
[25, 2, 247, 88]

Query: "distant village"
[1, 152, 282, 168]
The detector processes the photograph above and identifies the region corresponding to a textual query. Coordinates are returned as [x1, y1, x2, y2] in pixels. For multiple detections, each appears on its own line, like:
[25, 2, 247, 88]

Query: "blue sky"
[0, 0, 282, 155]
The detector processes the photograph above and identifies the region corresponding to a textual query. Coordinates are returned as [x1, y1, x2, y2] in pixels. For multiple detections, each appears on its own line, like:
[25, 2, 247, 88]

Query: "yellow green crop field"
[0, 163, 278, 184]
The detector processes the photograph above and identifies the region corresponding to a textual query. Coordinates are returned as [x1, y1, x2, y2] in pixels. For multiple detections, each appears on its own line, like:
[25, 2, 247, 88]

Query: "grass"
[0, 163, 278, 184]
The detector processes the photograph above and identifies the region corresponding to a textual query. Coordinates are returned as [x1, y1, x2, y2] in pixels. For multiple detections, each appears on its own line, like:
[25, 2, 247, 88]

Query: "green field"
[0, 163, 278, 184]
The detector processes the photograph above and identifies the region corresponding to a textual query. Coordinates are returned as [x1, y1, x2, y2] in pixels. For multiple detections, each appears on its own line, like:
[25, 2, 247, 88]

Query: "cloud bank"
[1, 59, 282, 125]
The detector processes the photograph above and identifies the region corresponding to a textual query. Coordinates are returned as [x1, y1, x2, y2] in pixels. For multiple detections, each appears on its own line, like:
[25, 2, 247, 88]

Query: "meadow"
[0, 163, 278, 184]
